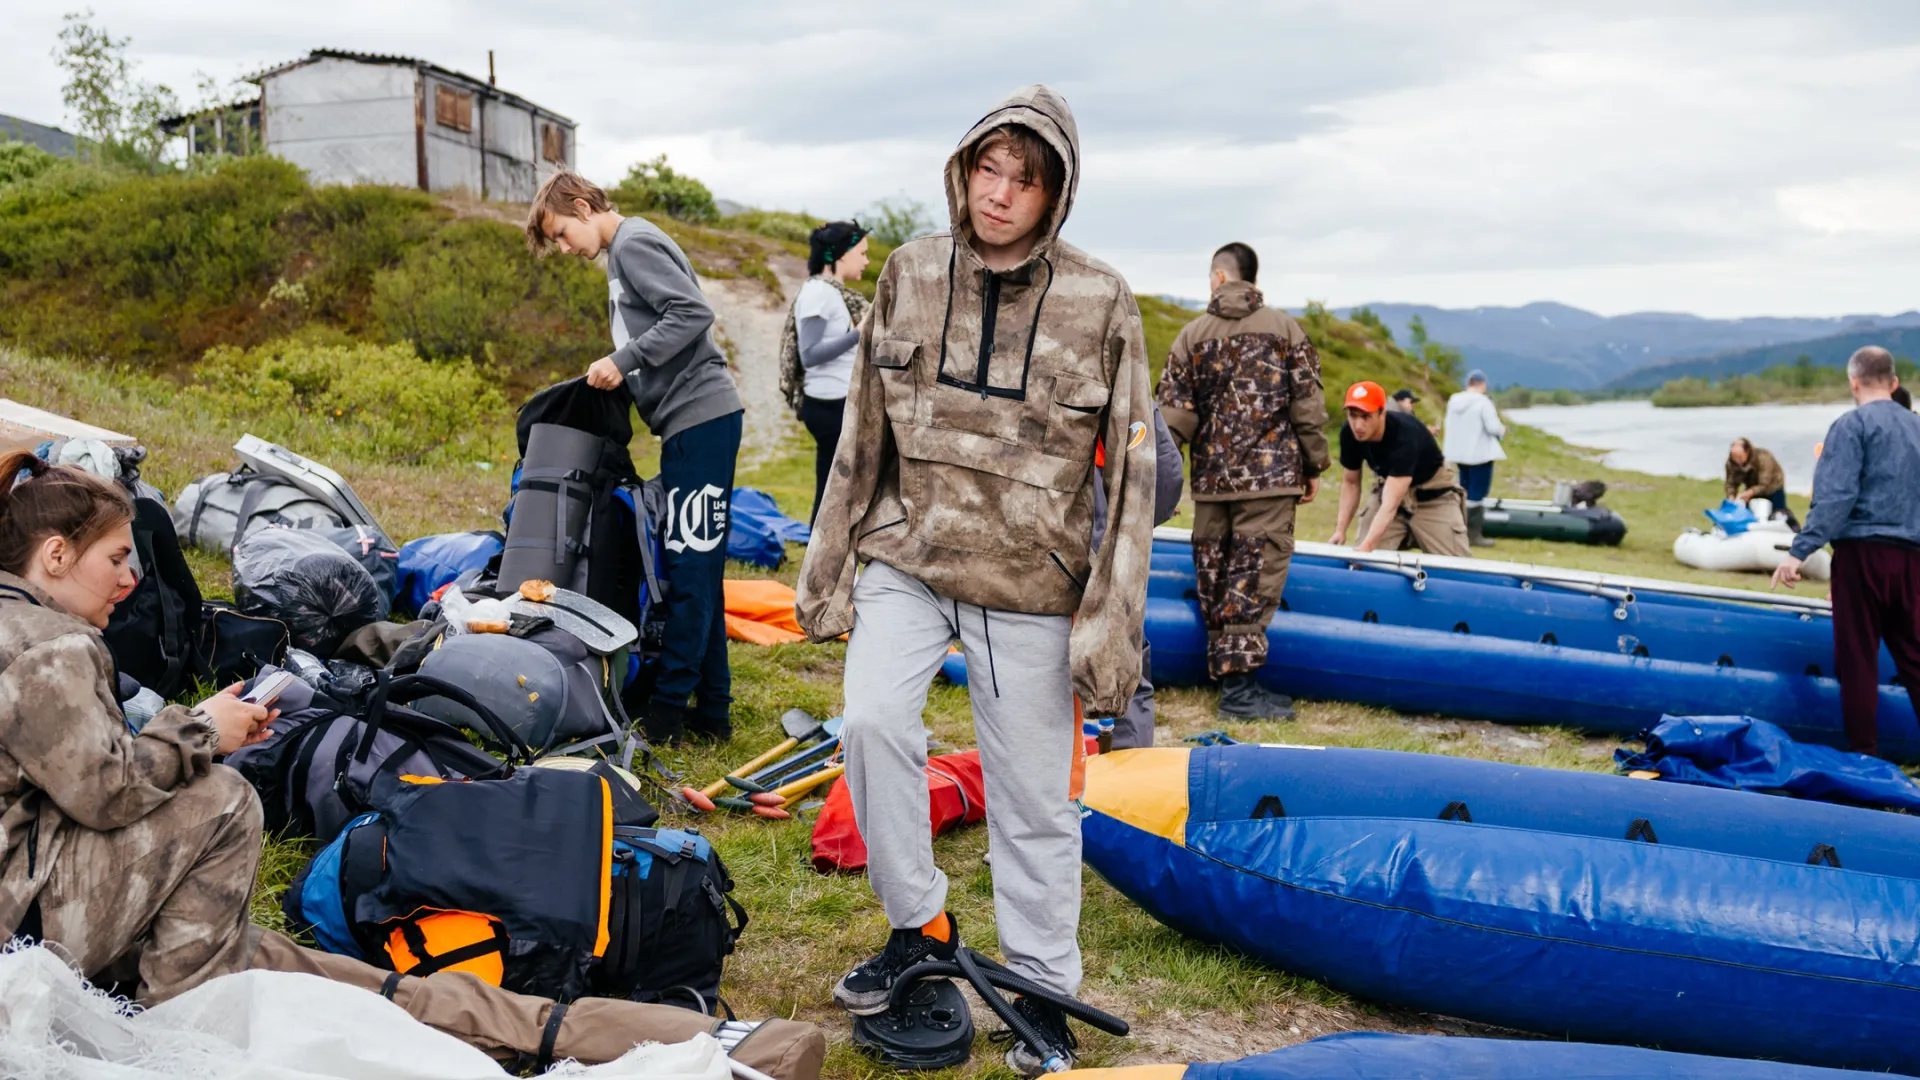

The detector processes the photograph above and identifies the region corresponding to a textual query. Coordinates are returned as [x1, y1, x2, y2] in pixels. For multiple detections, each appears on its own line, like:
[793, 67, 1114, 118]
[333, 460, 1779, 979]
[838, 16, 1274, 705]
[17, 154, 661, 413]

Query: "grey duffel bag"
[174, 470, 345, 554]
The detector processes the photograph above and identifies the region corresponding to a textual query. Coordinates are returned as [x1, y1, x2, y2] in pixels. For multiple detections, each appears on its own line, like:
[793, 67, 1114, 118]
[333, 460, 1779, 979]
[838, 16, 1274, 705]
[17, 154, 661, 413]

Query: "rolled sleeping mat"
[498, 422, 604, 596]
[1482, 502, 1627, 546]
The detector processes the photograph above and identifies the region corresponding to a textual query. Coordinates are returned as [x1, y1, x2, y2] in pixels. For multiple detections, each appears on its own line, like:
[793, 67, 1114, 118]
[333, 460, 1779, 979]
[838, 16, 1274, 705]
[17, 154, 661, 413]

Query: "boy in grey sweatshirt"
[526, 172, 744, 743]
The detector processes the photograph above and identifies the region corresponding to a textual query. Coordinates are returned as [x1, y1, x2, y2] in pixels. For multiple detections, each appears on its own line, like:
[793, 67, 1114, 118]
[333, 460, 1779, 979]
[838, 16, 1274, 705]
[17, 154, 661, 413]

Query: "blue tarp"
[1190, 1032, 1910, 1079]
[394, 531, 502, 614]
[1616, 714, 1920, 811]
[727, 487, 810, 568]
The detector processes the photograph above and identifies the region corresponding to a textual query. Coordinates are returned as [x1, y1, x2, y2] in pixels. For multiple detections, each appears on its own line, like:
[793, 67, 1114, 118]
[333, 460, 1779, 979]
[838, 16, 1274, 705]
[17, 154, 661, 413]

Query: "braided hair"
[808, 221, 867, 276]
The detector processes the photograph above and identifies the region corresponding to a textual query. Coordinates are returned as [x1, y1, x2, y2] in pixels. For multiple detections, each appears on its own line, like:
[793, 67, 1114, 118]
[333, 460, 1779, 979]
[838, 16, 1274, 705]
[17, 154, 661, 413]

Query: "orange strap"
[1069, 696, 1087, 801]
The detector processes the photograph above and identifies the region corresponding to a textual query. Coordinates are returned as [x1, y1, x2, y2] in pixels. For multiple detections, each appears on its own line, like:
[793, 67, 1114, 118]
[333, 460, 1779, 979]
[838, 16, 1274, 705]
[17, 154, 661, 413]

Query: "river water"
[1505, 399, 1855, 495]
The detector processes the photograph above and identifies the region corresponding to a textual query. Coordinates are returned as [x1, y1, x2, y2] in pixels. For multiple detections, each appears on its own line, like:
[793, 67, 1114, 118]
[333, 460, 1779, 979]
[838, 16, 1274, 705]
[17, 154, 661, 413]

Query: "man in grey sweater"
[1775, 346, 1920, 757]
[527, 172, 743, 743]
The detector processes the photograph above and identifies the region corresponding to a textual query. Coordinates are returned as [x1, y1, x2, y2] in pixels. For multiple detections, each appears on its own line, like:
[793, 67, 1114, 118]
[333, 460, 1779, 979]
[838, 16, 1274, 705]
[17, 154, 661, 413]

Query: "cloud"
[4, 1, 1917, 317]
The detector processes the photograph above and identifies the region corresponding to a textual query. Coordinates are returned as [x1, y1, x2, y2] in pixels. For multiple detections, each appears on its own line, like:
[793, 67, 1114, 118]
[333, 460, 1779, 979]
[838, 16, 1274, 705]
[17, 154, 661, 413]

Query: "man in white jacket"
[1443, 370, 1506, 548]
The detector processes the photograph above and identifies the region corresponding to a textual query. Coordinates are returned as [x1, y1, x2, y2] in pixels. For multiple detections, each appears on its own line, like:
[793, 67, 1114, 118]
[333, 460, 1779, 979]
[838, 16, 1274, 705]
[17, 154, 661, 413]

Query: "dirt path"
[700, 251, 809, 472]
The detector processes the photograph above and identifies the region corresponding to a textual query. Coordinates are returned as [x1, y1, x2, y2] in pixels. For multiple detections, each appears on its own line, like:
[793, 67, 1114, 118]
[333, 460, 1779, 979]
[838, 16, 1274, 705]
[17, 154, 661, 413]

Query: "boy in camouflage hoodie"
[796, 85, 1156, 1075]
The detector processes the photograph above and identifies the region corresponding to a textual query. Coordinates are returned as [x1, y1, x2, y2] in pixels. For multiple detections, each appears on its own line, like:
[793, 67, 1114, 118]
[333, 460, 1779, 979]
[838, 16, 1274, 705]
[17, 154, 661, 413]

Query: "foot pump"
[850, 946, 1129, 1072]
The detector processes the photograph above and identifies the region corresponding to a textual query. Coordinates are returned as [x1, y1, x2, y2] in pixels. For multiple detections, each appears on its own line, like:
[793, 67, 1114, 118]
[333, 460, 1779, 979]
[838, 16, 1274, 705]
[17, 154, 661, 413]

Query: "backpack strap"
[394, 917, 510, 978]
[228, 473, 291, 554]
[381, 673, 535, 765]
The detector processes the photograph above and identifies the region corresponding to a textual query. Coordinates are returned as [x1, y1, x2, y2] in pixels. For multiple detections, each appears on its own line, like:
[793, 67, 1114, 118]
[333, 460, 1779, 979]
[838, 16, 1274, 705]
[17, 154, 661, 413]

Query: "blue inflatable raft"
[1066, 1032, 1908, 1079]
[1080, 744, 1920, 1074]
[1146, 529, 1920, 762]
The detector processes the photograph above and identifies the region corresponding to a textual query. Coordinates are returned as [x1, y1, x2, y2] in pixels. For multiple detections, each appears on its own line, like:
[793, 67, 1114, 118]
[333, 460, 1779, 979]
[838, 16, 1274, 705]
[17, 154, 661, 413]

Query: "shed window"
[541, 123, 567, 164]
[435, 86, 473, 133]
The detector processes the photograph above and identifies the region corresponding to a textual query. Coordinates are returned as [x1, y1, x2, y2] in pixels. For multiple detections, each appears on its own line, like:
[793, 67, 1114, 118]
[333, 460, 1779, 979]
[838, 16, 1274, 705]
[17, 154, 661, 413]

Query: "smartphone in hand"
[240, 670, 298, 709]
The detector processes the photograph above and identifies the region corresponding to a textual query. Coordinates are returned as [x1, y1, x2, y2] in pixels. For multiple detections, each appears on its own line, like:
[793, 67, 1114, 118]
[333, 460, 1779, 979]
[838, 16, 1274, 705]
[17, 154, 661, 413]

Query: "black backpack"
[104, 496, 206, 699]
[597, 824, 748, 1013]
[225, 672, 525, 842]
[285, 767, 743, 1010]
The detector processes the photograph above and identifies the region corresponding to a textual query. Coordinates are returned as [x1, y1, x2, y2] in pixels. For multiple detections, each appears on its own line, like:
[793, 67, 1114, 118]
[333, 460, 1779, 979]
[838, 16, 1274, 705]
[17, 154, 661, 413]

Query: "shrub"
[720, 208, 820, 246]
[371, 219, 526, 361]
[285, 184, 442, 325]
[610, 155, 718, 224]
[861, 196, 936, 247]
[194, 338, 508, 463]
[0, 142, 59, 187]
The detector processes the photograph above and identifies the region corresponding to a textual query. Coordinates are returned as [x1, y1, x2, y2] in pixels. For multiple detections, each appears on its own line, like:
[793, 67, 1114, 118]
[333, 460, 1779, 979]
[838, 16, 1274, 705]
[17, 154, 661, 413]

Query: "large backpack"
[224, 671, 527, 842]
[174, 469, 345, 554]
[104, 494, 206, 699]
[412, 625, 635, 759]
[285, 767, 743, 1009]
[497, 380, 667, 651]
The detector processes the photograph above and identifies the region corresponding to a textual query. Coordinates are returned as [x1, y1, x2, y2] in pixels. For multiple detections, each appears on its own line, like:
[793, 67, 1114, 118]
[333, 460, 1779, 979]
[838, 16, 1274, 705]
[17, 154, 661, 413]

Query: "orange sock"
[920, 912, 952, 943]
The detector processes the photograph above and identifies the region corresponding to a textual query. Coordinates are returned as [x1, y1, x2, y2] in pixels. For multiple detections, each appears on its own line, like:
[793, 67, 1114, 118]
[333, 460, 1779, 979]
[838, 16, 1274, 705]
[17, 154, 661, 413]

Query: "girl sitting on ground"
[0, 451, 823, 1077]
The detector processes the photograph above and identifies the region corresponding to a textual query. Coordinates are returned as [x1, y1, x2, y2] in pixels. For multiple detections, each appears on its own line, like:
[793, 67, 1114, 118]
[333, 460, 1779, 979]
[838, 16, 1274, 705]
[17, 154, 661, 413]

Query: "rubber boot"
[1217, 673, 1295, 721]
[1468, 504, 1495, 548]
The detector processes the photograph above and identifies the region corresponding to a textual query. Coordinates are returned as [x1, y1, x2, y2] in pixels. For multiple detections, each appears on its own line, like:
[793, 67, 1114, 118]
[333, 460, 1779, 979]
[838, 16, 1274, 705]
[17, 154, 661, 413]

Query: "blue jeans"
[1458, 461, 1495, 503]
[654, 411, 742, 718]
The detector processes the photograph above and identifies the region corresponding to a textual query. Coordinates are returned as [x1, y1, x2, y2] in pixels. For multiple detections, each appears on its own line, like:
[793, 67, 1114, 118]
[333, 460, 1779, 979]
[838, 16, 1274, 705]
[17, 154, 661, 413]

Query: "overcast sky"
[5, 1, 1917, 318]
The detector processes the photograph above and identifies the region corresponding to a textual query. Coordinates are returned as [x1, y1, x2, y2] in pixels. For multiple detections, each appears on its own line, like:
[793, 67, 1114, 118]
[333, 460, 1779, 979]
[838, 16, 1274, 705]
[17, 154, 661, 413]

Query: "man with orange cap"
[1330, 380, 1470, 556]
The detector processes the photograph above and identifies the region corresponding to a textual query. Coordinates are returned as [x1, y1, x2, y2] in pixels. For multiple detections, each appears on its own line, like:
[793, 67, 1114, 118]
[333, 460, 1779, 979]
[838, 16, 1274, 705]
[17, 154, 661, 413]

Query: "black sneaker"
[832, 915, 959, 1016]
[989, 995, 1078, 1077]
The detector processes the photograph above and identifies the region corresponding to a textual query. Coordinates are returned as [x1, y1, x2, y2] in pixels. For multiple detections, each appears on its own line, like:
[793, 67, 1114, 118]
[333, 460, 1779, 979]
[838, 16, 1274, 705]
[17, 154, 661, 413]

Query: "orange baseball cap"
[1344, 381, 1387, 413]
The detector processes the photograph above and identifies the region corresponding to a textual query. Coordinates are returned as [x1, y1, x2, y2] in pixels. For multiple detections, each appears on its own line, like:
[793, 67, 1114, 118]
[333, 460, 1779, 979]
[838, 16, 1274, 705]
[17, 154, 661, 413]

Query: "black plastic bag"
[233, 528, 387, 657]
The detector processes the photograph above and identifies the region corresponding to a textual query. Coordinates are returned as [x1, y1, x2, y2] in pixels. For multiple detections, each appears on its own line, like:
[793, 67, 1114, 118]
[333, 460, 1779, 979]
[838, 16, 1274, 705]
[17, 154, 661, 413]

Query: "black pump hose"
[955, 948, 1067, 1071]
[886, 950, 1131, 1036]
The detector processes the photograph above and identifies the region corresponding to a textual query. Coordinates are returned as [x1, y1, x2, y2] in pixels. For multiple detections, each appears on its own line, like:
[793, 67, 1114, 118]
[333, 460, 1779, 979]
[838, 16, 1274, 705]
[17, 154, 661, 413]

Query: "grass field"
[0, 332, 1827, 1076]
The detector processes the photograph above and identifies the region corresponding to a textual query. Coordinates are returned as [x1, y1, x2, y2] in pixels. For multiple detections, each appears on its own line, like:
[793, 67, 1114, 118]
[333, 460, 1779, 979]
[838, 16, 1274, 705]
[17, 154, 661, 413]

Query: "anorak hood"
[944, 84, 1081, 270]
[1208, 280, 1264, 320]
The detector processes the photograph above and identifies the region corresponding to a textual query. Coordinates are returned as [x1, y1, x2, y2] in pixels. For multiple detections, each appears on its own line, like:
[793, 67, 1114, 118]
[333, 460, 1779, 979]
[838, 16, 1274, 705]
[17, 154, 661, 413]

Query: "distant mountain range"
[1334, 302, 1920, 390]
[1607, 327, 1920, 390]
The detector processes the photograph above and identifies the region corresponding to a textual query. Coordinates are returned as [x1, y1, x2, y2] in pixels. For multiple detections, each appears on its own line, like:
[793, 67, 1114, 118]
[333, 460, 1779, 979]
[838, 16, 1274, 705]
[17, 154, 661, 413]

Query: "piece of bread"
[466, 619, 510, 634]
[518, 579, 556, 603]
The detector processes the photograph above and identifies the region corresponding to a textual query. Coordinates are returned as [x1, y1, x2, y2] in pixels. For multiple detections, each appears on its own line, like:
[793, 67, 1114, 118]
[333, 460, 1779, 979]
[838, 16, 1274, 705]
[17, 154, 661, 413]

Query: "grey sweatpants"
[842, 560, 1083, 994]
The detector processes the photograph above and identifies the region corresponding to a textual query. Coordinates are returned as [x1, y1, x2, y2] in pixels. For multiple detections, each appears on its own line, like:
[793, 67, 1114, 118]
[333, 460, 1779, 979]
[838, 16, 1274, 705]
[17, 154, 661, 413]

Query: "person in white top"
[790, 222, 871, 523]
[1442, 369, 1506, 548]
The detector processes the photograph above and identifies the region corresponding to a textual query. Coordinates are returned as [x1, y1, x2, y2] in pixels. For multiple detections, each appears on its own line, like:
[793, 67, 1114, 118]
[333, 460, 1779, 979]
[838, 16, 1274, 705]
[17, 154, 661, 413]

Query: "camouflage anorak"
[0, 571, 221, 941]
[1158, 281, 1330, 499]
[795, 85, 1157, 716]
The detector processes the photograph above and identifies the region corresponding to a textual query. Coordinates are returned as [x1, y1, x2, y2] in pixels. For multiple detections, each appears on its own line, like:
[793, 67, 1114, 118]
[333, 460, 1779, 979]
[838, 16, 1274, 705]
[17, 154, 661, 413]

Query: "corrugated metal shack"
[248, 49, 574, 201]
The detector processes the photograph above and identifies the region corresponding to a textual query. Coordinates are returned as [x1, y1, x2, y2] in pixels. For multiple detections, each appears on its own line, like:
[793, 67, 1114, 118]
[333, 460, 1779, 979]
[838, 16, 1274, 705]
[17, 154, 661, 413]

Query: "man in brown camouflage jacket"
[1158, 242, 1330, 720]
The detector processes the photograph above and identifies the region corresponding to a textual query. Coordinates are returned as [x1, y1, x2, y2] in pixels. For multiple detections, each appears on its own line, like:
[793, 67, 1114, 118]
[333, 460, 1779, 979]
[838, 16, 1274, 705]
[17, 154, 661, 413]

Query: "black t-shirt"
[1340, 409, 1444, 485]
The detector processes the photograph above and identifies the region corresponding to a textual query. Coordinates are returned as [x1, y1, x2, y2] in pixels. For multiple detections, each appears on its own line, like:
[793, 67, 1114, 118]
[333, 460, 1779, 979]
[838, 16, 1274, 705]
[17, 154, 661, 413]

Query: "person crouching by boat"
[1330, 380, 1471, 557]
[1443, 369, 1506, 548]
[782, 221, 871, 525]
[1727, 437, 1799, 529]
[1774, 347, 1920, 760]
[0, 453, 828, 1077]
[1157, 241, 1329, 722]
[796, 85, 1155, 1075]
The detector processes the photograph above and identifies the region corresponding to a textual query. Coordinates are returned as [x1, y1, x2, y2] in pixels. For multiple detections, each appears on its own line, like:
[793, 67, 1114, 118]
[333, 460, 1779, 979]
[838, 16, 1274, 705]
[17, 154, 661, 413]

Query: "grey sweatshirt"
[1791, 399, 1920, 559]
[605, 217, 743, 440]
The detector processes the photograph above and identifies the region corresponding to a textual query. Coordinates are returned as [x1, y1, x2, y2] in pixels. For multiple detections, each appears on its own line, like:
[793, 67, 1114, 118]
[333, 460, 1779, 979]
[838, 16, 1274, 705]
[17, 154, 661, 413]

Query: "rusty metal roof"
[246, 49, 574, 126]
